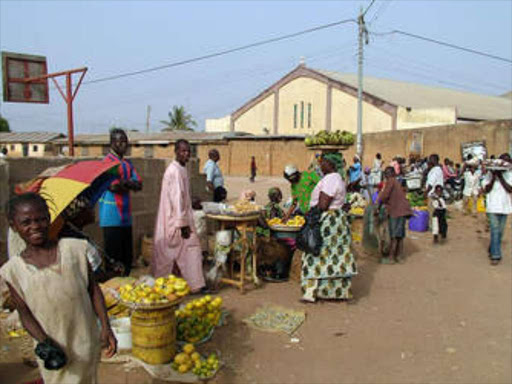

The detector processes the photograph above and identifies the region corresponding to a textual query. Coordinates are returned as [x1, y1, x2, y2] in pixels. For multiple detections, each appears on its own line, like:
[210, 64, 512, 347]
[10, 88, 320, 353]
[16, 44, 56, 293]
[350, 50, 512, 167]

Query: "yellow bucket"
[131, 306, 176, 365]
[351, 217, 363, 244]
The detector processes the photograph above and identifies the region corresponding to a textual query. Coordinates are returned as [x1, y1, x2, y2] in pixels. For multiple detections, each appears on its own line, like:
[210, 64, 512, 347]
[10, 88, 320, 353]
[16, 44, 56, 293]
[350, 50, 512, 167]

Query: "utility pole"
[356, 6, 369, 159]
[146, 105, 151, 133]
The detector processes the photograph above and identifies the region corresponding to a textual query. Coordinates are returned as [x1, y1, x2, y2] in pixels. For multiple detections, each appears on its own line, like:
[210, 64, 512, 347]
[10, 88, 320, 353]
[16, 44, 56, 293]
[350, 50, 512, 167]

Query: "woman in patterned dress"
[301, 152, 357, 302]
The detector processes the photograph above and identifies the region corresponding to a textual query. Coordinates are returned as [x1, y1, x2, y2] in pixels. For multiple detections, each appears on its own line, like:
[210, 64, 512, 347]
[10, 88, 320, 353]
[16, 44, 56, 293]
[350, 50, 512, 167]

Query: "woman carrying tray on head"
[301, 153, 357, 302]
[283, 164, 321, 221]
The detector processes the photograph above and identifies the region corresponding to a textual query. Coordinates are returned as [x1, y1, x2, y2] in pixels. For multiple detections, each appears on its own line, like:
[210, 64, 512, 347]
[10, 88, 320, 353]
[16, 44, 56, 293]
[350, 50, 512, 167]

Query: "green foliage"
[0, 115, 10, 132]
[160, 106, 197, 132]
[304, 130, 355, 147]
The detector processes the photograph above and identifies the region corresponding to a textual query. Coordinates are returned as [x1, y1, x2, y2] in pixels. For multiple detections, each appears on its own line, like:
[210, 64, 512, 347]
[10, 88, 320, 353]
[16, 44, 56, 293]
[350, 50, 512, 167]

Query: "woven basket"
[141, 235, 154, 266]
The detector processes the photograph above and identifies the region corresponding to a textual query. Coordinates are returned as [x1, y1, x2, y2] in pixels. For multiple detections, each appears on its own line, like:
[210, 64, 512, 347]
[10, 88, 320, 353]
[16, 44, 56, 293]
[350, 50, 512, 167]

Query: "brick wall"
[0, 157, 207, 266]
[196, 120, 511, 176]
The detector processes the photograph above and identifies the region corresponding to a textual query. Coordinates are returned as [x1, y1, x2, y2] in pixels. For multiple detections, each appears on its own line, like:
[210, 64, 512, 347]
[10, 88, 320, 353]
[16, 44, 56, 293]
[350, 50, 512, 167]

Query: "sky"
[0, 0, 511, 134]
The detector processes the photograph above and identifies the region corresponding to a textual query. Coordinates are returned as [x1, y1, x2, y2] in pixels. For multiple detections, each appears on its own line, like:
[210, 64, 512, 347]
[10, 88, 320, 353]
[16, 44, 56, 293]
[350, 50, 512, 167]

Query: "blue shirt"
[349, 163, 362, 183]
[99, 152, 141, 227]
[203, 159, 224, 189]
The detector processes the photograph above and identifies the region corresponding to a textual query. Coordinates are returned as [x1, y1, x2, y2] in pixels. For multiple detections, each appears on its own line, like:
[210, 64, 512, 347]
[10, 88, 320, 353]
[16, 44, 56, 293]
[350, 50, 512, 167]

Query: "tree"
[160, 106, 197, 132]
[0, 115, 10, 132]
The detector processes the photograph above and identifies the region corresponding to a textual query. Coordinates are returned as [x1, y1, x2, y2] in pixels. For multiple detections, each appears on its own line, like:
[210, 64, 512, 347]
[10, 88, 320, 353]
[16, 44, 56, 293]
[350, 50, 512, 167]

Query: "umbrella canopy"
[38, 160, 118, 223]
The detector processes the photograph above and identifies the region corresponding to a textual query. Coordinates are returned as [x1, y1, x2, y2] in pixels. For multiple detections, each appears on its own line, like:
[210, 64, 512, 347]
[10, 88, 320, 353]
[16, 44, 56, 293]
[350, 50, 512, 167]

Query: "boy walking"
[431, 185, 448, 243]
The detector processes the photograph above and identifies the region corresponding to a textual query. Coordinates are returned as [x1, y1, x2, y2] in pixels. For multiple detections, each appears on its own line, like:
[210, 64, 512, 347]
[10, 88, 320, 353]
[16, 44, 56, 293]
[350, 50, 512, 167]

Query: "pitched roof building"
[210, 65, 512, 135]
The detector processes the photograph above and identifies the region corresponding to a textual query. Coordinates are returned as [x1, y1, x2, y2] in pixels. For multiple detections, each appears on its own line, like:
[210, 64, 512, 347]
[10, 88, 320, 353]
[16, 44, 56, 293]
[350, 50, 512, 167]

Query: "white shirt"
[463, 171, 479, 197]
[483, 171, 512, 214]
[310, 172, 346, 210]
[203, 159, 224, 189]
[426, 166, 444, 196]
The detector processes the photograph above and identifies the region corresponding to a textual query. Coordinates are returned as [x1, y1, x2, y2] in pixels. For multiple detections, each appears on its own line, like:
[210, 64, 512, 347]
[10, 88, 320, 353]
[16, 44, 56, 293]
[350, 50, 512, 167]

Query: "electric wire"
[369, 29, 512, 63]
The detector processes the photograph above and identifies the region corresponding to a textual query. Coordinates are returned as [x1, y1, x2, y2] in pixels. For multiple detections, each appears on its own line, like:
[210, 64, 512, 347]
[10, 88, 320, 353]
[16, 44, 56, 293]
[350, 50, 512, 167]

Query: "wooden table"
[205, 213, 261, 294]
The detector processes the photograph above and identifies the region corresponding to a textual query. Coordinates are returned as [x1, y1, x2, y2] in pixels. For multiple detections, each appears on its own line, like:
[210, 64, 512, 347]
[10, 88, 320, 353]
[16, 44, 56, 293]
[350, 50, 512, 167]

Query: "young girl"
[431, 185, 448, 243]
[0, 193, 116, 383]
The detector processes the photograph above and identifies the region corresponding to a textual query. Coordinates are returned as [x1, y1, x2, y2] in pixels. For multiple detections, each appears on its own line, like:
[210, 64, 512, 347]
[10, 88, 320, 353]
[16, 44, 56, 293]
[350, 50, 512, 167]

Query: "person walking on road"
[250, 156, 257, 183]
[483, 153, 512, 266]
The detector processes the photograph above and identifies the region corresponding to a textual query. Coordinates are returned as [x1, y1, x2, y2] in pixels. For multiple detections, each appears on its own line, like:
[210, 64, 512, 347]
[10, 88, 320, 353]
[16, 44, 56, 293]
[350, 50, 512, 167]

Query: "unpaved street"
[1, 177, 510, 384]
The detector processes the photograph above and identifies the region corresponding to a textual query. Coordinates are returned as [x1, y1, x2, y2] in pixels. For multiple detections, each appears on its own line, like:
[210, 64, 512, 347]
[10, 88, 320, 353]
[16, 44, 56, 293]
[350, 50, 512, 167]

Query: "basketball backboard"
[2, 51, 49, 103]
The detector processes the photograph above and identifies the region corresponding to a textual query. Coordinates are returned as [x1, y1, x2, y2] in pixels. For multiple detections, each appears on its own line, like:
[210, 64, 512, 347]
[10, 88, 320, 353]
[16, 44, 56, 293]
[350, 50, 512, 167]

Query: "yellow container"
[351, 216, 364, 244]
[131, 306, 176, 365]
[477, 196, 486, 213]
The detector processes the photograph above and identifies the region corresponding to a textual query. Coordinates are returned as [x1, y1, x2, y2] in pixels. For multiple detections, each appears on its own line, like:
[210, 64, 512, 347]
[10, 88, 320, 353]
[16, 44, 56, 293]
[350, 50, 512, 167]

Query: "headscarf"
[321, 152, 345, 175]
[267, 187, 282, 201]
[284, 164, 298, 177]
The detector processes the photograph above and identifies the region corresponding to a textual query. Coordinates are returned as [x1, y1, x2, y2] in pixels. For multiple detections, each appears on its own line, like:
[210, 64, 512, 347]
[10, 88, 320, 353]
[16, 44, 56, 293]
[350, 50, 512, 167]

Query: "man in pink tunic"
[151, 140, 205, 292]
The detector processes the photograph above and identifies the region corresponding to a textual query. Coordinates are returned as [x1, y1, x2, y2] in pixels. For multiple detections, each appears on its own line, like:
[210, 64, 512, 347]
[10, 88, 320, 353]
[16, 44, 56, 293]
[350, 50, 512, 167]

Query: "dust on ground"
[2, 176, 510, 384]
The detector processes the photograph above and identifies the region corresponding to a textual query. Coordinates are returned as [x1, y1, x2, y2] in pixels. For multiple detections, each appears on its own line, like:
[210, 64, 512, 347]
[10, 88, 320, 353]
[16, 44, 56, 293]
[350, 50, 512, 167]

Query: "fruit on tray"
[349, 207, 365, 216]
[175, 296, 223, 343]
[172, 343, 220, 377]
[267, 216, 305, 227]
[118, 275, 190, 305]
[304, 130, 355, 147]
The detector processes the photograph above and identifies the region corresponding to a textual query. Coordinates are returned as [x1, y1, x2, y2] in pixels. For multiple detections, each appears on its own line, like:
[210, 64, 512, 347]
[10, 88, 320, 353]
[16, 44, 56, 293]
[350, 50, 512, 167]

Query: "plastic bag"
[296, 207, 322, 256]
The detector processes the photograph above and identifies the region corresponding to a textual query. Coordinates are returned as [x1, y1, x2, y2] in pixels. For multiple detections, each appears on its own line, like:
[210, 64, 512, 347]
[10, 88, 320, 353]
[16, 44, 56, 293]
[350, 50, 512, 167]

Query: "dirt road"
[1, 176, 510, 384]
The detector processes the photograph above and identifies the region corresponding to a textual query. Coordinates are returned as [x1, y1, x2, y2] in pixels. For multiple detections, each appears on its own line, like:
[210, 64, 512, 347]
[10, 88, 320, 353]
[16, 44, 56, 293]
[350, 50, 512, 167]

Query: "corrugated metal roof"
[0, 131, 65, 143]
[313, 69, 512, 121]
[53, 131, 253, 145]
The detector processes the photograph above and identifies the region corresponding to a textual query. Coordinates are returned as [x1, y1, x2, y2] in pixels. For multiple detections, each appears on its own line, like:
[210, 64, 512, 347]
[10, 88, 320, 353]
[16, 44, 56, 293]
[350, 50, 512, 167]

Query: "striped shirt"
[99, 152, 141, 227]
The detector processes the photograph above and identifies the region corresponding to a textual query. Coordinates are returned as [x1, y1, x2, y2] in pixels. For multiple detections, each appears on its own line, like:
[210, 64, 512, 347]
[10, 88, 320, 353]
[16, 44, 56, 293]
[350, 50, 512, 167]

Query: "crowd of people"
[0, 128, 510, 382]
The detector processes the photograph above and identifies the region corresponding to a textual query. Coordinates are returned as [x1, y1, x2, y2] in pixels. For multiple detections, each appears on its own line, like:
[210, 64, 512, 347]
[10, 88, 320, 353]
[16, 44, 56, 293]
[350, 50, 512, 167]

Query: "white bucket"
[110, 317, 132, 350]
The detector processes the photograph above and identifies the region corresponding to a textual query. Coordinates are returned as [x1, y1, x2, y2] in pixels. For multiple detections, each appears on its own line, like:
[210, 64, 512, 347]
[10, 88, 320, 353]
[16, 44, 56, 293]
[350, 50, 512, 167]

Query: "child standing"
[463, 165, 479, 215]
[431, 185, 448, 243]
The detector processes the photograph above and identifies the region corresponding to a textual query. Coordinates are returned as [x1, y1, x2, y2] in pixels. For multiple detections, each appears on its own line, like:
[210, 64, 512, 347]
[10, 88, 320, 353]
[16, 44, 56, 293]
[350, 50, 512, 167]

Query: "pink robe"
[151, 161, 205, 290]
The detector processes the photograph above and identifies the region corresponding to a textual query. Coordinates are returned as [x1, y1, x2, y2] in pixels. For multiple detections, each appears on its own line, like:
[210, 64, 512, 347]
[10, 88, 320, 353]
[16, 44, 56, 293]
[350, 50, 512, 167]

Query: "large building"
[206, 64, 512, 135]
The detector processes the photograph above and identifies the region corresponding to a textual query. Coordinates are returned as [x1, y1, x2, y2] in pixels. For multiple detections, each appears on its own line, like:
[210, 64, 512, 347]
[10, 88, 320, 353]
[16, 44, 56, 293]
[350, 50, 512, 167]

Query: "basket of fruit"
[305, 130, 355, 151]
[267, 216, 305, 232]
[171, 343, 221, 380]
[176, 295, 224, 345]
[116, 275, 190, 310]
[220, 200, 262, 217]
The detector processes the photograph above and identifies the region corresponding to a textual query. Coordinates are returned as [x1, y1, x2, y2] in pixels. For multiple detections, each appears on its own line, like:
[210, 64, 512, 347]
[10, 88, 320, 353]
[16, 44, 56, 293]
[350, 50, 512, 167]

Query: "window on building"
[307, 103, 312, 128]
[293, 104, 298, 128]
[300, 101, 304, 128]
[32, 145, 38, 152]
[81, 146, 89, 156]
[10, 145, 15, 151]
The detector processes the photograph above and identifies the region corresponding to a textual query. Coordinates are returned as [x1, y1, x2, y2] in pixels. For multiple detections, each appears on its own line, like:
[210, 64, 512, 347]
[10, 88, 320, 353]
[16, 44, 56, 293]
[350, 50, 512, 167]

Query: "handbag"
[296, 206, 323, 256]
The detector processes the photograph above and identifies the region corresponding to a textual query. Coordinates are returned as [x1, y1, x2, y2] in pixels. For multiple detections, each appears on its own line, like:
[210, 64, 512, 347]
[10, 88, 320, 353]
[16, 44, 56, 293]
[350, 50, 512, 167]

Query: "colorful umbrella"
[38, 160, 118, 223]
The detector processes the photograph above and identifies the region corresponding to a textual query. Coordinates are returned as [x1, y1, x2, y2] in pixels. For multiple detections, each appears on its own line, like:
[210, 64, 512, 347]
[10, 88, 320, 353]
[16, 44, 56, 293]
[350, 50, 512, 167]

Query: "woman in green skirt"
[301, 152, 357, 302]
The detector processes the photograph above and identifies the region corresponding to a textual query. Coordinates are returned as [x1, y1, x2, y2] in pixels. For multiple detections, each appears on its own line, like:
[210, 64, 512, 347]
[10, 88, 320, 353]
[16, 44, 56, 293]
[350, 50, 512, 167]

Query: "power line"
[369, 29, 512, 63]
[82, 18, 356, 86]
[362, 0, 377, 17]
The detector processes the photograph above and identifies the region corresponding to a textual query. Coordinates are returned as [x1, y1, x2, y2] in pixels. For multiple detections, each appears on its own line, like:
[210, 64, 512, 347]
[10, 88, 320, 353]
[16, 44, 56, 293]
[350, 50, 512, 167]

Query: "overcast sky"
[0, 0, 511, 134]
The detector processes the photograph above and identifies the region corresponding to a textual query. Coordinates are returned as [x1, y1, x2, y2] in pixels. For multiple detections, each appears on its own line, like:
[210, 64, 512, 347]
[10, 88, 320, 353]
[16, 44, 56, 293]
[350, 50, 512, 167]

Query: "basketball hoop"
[2, 51, 87, 156]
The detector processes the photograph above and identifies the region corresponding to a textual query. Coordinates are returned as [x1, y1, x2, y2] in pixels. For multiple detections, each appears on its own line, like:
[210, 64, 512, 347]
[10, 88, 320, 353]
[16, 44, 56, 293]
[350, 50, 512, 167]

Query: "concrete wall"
[397, 106, 457, 130]
[0, 157, 207, 266]
[196, 120, 511, 177]
[234, 93, 275, 135]
[331, 88, 393, 133]
[278, 77, 326, 135]
[205, 115, 231, 132]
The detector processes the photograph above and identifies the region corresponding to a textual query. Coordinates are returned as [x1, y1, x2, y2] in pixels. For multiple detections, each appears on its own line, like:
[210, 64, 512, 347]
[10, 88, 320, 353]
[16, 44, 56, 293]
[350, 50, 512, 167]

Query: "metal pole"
[356, 8, 364, 158]
[66, 73, 74, 157]
[146, 105, 151, 133]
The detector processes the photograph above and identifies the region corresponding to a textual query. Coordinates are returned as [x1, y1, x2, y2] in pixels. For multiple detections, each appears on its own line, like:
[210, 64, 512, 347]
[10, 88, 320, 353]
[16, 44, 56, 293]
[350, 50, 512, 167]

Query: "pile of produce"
[172, 343, 220, 378]
[118, 275, 190, 306]
[225, 200, 261, 214]
[100, 277, 136, 318]
[349, 207, 365, 216]
[176, 295, 223, 343]
[267, 216, 305, 227]
[406, 192, 427, 208]
[304, 130, 355, 147]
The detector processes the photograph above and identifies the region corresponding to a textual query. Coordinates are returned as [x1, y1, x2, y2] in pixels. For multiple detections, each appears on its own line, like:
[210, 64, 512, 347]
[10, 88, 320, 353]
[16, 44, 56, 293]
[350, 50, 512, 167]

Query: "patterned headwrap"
[321, 152, 345, 174]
